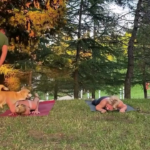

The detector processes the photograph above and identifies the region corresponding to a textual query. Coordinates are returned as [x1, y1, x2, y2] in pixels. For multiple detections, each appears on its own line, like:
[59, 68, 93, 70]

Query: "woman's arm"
[31, 97, 40, 114]
[118, 102, 127, 113]
[6, 98, 16, 114]
[0, 45, 8, 66]
[95, 100, 107, 113]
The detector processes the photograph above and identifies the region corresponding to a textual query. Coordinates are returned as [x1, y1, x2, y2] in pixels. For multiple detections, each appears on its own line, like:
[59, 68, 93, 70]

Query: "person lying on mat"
[92, 95, 127, 113]
[6, 93, 40, 115]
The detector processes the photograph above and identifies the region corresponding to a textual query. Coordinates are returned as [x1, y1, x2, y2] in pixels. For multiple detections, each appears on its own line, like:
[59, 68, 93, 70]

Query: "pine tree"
[63, 0, 125, 98]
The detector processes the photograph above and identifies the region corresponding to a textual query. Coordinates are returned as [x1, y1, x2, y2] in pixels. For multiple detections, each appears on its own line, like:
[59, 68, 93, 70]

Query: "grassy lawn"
[1, 98, 150, 150]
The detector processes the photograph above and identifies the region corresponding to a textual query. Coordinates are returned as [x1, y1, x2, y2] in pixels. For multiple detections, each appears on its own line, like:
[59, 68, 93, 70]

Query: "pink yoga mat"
[0, 100, 55, 117]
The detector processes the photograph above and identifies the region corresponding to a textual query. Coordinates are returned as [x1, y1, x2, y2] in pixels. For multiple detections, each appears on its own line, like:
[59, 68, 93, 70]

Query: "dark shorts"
[92, 96, 109, 106]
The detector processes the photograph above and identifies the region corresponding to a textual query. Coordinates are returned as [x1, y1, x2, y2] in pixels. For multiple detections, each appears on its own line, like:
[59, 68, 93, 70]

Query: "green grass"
[131, 84, 144, 99]
[1, 99, 150, 150]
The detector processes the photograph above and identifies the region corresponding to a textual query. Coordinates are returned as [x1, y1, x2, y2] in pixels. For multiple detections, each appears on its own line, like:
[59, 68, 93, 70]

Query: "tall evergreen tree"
[124, 0, 143, 98]
[63, 0, 125, 98]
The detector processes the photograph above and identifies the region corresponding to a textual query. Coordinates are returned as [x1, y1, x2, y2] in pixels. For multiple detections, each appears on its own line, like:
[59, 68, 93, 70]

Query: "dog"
[0, 87, 31, 108]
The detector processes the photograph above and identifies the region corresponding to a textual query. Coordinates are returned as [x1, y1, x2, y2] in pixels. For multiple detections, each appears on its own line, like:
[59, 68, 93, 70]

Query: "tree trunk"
[143, 82, 147, 99]
[74, 0, 83, 99]
[124, 0, 143, 99]
[28, 71, 32, 88]
[142, 46, 147, 99]
[92, 89, 95, 99]
[54, 79, 58, 100]
[74, 69, 79, 98]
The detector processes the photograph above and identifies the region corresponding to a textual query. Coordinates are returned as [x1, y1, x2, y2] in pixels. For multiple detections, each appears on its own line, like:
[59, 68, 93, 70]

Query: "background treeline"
[0, 0, 150, 99]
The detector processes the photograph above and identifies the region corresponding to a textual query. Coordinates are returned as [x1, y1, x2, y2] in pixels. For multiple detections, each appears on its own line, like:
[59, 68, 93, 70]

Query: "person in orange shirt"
[0, 27, 8, 66]
[92, 95, 127, 113]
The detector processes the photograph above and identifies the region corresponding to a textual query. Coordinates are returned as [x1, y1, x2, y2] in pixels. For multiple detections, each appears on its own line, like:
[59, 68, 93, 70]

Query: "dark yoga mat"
[0, 100, 55, 117]
[85, 100, 135, 112]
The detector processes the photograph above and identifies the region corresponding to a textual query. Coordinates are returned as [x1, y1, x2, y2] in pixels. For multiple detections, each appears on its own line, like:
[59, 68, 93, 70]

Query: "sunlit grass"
[0, 99, 150, 149]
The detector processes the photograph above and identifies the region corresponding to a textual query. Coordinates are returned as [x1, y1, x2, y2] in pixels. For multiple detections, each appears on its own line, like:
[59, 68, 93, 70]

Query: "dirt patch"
[49, 133, 66, 142]
[28, 130, 66, 141]
[80, 143, 94, 149]
[28, 130, 74, 144]
[28, 130, 48, 140]
[0, 138, 13, 147]
[91, 115, 134, 124]
[138, 111, 150, 115]
[136, 108, 150, 115]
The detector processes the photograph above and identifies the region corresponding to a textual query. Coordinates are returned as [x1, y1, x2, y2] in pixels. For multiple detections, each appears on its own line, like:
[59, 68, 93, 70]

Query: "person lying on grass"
[92, 95, 127, 113]
[6, 93, 40, 115]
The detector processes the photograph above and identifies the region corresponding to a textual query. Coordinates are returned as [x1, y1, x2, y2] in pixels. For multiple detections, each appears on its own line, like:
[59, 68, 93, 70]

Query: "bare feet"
[9, 112, 17, 116]
[31, 110, 40, 114]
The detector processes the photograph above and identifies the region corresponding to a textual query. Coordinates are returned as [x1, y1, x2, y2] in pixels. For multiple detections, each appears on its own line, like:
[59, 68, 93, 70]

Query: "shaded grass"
[0, 99, 150, 150]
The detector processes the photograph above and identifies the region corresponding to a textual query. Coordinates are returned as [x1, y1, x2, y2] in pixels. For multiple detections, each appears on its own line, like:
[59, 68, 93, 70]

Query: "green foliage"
[0, 0, 67, 53]
[0, 0, 68, 89]
[78, 58, 125, 90]
[133, 23, 150, 85]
